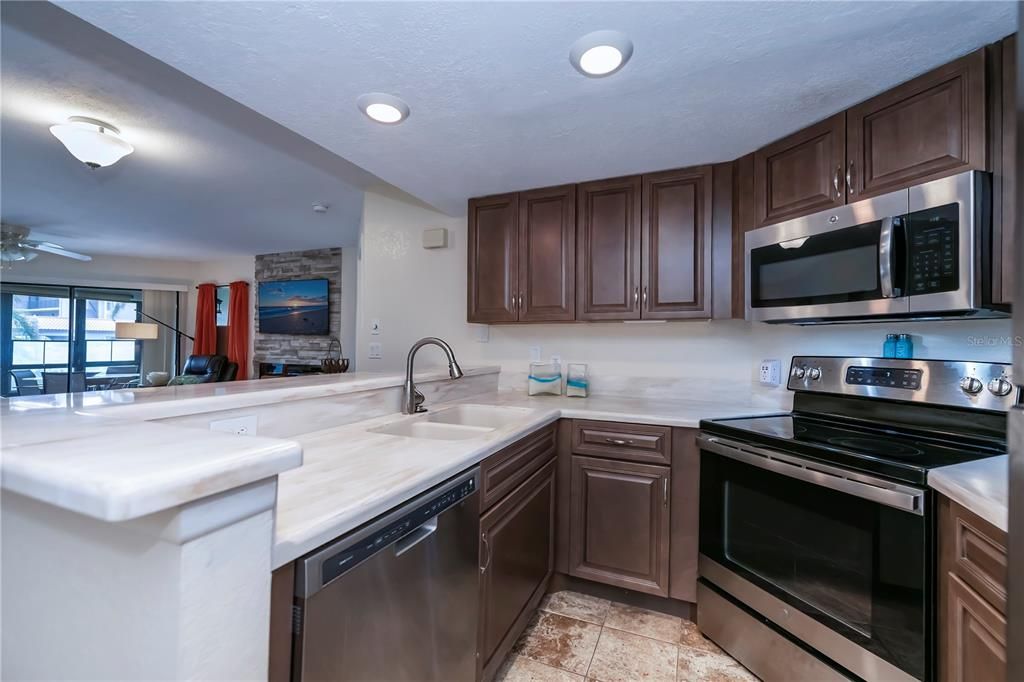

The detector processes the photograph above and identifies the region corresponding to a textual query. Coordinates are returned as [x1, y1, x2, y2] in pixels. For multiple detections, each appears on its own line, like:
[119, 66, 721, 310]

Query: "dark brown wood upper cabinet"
[468, 193, 519, 323]
[568, 455, 670, 596]
[847, 48, 987, 199]
[992, 34, 1016, 306]
[642, 167, 713, 318]
[753, 113, 846, 227]
[576, 175, 643, 320]
[518, 185, 576, 322]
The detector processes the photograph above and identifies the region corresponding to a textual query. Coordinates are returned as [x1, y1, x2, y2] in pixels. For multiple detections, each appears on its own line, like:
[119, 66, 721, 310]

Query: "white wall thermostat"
[422, 228, 448, 249]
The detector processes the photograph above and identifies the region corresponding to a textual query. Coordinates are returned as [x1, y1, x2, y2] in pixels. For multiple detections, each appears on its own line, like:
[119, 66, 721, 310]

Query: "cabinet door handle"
[663, 478, 669, 507]
[846, 161, 856, 196]
[642, 287, 648, 306]
[634, 288, 639, 305]
[605, 437, 632, 446]
[833, 166, 842, 198]
[511, 295, 516, 310]
[480, 532, 491, 574]
[519, 294, 524, 309]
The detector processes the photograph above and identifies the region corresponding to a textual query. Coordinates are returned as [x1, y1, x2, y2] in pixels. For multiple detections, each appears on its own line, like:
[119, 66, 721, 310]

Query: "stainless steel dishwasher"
[292, 468, 480, 682]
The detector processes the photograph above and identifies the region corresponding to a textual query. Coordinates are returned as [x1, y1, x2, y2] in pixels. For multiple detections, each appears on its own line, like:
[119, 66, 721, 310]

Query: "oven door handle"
[697, 434, 924, 515]
[879, 216, 895, 298]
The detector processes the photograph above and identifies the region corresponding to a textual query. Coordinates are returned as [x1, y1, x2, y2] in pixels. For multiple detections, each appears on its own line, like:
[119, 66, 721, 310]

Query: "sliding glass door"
[0, 283, 144, 397]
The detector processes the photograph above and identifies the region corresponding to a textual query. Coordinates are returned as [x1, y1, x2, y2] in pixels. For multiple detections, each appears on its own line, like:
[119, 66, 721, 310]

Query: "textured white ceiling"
[1, 2, 379, 261]
[59, 1, 1017, 216]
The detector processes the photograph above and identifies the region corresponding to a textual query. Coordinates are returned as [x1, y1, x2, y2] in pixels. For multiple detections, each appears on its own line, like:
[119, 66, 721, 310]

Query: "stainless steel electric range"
[697, 356, 1015, 682]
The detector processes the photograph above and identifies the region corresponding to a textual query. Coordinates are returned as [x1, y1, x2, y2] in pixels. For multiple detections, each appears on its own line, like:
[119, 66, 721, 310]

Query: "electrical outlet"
[368, 342, 383, 360]
[210, 415, 258, 436]
[759, 359, 782, 387]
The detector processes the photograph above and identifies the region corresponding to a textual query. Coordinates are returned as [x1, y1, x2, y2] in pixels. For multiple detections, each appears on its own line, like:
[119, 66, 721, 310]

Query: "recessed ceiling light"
[49, 116, 134, 168]
[357, 93, 410, 125]
[569, 30, 633, 78]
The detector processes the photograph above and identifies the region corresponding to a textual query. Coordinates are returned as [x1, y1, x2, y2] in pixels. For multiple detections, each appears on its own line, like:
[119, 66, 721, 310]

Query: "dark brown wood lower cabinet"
[568, 455, 670, 596]
[478, 460, 556, 681]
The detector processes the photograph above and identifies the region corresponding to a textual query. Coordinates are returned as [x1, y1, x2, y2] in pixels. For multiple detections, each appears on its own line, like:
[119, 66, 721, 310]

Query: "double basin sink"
[369, 404, 532, 441]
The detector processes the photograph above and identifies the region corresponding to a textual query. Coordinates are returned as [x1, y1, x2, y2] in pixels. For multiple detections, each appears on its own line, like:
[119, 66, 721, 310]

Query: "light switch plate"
[368, 342, 382, 359]
[210, 415, 258, 436]
[759, 359, 782, 387]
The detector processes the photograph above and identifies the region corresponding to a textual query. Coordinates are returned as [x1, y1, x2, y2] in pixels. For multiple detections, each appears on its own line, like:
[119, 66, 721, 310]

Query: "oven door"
[698, 435, 930, 682]
[745, 189, 909, 322]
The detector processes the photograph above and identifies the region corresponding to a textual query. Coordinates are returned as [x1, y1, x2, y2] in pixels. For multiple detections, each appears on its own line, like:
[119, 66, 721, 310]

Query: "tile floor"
[497, 591, 760, 682]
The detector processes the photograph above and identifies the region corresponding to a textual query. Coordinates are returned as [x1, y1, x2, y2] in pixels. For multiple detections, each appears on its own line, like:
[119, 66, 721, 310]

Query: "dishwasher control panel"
[319, 474, 477, 587]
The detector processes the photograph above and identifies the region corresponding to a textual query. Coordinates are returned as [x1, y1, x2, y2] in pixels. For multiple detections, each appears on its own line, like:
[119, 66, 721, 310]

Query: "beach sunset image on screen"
[258, 279, 329, 335]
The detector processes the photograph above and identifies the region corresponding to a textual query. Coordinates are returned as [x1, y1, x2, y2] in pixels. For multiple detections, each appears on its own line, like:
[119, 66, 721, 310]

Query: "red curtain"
[194, 283, 217, 356]
[227, 281, 250, 380]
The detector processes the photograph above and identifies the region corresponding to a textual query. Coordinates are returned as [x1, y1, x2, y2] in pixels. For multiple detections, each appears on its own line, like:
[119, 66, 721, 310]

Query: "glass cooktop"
[701, 413, 1006, 485]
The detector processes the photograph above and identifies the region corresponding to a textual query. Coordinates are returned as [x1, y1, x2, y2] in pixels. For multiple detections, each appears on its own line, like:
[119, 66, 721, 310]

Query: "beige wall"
[356, 188, 1013, 400]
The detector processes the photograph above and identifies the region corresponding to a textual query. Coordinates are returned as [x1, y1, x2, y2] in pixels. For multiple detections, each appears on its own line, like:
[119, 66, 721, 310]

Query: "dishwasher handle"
[394, 517, 438, 556]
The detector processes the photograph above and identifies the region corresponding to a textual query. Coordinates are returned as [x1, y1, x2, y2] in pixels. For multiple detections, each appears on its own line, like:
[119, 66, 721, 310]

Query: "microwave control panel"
[906, 206, 959, 296]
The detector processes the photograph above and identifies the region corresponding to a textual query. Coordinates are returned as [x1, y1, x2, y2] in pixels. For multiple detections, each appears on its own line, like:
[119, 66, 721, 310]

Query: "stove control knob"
[791, 367, 806, 380]
[988, 377, 1014, 397]
[808, 367, 822, 381]
[959, 377, 984, 395]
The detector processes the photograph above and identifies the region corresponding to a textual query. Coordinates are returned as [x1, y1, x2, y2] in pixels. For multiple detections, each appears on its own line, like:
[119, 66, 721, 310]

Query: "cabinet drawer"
[480, 423, 556, 511]
[571, 420, 671, 464]
[943, 498, 1007, 615]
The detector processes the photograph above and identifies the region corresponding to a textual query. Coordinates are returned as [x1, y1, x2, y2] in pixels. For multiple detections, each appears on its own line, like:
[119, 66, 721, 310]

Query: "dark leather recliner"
[181, 354, 229, 383]
[221, 362, 239, 382]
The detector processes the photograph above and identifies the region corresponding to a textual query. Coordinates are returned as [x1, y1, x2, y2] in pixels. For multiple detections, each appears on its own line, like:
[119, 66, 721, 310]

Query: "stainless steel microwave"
[745, 171, 1009, 323]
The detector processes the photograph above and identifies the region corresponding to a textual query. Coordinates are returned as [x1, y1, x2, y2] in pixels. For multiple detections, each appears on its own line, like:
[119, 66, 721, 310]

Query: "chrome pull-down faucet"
[402, 337, 464, 414]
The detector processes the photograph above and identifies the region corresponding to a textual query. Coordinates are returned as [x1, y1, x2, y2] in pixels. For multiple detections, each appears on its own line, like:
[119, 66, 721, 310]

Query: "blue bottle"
[895, 334, 914, 359]
[883, 334, 898, 358]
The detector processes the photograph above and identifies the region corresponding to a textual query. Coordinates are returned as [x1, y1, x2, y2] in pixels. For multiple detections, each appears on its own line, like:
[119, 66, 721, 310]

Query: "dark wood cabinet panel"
[576, 176, 643, 320]
[939, 495, 1008, 682]
[731, 153, 756, 318]
[943, 574, 1007, 682]
[847, 48, 987, 199]
[568, 455, 670, 596]
[468, 193, 519, 323]
[753, 113, 846, 226]
[478, 460, 556, 681]
[668, 428, 700, 603]
[518, 185, 576, 322]
[571, 419, 671, 465]
[992, 35, 1016, 305]
[268, 562, 295, 682]
[480, 423, 556, 512]
[641, 167, 713, 318]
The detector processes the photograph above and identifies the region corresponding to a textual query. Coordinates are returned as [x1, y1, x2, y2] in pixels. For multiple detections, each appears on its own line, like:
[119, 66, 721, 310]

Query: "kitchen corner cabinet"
[938, 495, 1007, 682]
[568, 455, 670, 596]
[477, 428, 557, 682]
[992, 34, 1016, 306]
[467, 185, 575, 324]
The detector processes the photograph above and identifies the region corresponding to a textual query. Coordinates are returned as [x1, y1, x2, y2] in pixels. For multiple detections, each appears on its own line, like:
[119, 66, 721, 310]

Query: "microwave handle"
[879, 216, 895, 298]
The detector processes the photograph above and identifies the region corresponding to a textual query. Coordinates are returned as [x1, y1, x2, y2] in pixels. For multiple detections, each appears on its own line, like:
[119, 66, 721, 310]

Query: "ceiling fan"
[0, 224, 92, 266]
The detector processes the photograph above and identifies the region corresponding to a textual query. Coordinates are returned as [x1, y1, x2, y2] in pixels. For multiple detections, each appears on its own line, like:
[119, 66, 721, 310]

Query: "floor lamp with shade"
[115, 312, 195, 378]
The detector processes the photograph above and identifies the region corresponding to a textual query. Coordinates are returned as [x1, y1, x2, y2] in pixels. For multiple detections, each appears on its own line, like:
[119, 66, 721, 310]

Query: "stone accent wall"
[254, 248, 342, 364]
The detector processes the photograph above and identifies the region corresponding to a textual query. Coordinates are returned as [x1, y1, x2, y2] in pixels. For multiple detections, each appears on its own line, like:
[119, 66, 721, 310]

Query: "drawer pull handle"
[605, 438, 632, 446]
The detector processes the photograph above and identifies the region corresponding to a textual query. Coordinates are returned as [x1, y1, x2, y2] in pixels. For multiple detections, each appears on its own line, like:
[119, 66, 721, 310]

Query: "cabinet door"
[518, 185, 576, 322]
[847, 48, 987, 200]
[993, 35, 1015, 306]
[478, 461, 556, 681]
[576, 176, 642, 320]
[753, 113, 846, 226]
[568, 455, 670, 596]
[468, 193, 519, 323]
[942, 574, 1007, 682]
[641, 167, 713, 319]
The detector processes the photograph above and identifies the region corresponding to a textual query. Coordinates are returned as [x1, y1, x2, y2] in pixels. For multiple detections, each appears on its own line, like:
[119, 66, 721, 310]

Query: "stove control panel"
[788, 356, 1018, 412]
[846, 366, 923, 390]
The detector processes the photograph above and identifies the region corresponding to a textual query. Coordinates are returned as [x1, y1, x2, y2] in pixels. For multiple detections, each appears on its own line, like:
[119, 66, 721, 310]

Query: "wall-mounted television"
[258, 279, 329, 335]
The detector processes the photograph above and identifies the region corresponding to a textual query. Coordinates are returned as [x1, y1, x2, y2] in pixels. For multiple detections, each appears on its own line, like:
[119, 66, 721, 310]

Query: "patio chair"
[42, 371, 86, 394]
[9, 370, 41, 396]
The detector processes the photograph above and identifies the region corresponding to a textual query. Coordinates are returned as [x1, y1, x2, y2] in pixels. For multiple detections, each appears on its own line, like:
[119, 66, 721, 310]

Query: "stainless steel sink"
[368, 404, 532, 440]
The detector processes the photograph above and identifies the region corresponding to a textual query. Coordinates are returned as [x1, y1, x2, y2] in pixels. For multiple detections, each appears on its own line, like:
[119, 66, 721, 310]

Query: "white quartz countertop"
[0, 367, 498, 521]
[929, 455, 1008, 532]
[272, 390, 767, 568]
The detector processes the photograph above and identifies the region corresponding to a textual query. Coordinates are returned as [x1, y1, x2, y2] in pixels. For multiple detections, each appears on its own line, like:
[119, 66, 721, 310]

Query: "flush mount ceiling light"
[357, 93, 410, 125]
[49, 116, 134, 168]
[569, 30, 633, 78]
